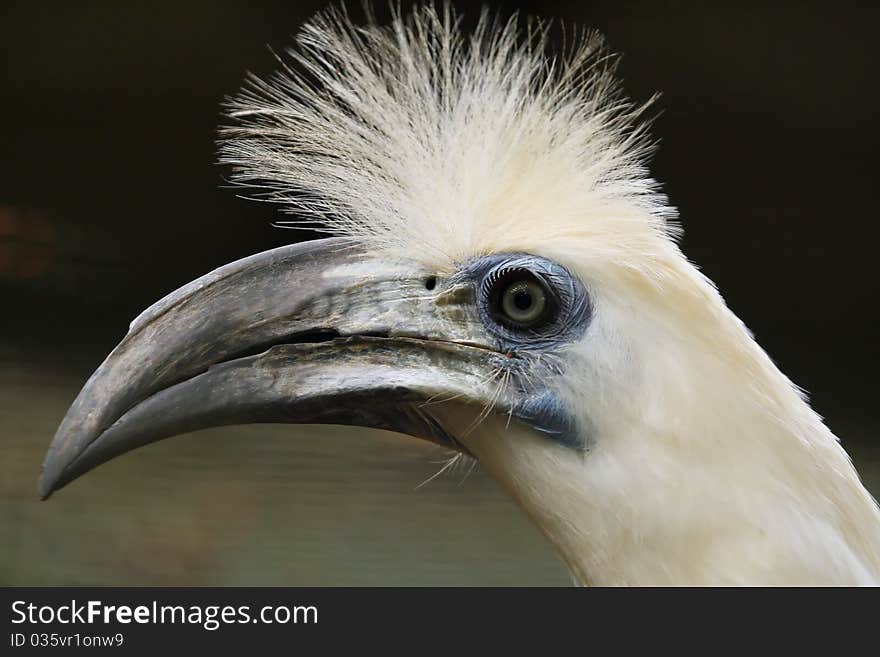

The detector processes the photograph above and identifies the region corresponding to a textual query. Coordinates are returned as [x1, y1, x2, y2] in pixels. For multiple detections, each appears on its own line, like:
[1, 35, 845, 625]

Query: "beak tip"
[38, 450, 65, 500]
[40, 420, 94, 501]
[38, 465, 57, 500]
[38, 477, 54, 501]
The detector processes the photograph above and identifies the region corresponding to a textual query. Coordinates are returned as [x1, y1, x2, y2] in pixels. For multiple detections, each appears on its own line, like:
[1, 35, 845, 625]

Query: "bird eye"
[501, 279, 546, 324]
[486, 268, 556, 330]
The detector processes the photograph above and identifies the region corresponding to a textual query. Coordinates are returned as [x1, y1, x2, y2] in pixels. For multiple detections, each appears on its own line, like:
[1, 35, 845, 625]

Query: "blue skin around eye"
[455, 253, 592, 450]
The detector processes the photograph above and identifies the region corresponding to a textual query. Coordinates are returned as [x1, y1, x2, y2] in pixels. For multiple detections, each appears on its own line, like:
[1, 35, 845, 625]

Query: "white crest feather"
[219, 3, 673, 265]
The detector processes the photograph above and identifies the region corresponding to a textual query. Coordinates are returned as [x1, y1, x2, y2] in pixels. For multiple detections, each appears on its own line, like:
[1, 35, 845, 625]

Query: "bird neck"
[464, 376, 880, 585]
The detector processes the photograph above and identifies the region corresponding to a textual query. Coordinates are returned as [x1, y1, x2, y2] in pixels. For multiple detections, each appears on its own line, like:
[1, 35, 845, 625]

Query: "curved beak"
[39, 238, 513, 499]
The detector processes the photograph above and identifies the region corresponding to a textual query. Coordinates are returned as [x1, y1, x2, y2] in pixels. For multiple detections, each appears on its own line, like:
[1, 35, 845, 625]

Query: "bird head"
[39, 5, 880, 585]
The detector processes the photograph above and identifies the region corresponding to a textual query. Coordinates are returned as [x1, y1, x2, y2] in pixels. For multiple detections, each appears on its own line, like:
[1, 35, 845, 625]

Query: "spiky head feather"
[220, 4, 674, 262]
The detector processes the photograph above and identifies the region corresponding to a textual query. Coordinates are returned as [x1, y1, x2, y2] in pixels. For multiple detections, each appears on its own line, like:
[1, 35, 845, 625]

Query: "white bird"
[40, 4, 880, 586]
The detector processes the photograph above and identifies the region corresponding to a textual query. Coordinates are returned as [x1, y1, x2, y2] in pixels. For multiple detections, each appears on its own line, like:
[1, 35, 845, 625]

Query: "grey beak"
[39, 237, 512, 499]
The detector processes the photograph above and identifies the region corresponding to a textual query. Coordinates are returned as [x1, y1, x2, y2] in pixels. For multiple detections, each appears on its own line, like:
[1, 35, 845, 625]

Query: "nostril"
[425, 276, 437, 290]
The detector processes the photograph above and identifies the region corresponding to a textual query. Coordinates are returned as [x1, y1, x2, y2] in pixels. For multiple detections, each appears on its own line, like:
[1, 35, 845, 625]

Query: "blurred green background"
[1, 1, 877, 585]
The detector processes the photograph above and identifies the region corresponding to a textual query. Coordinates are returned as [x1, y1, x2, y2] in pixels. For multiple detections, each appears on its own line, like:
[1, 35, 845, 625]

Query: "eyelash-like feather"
[481, 266, 527, 296]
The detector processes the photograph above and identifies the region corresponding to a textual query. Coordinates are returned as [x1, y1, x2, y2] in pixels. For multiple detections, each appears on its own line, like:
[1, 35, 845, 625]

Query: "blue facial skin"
[456, 254, 593, 450]
[513, 391, 584, 450]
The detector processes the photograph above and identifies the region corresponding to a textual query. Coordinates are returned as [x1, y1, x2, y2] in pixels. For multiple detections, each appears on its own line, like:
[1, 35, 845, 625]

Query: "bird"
[39, 4, 880, 586]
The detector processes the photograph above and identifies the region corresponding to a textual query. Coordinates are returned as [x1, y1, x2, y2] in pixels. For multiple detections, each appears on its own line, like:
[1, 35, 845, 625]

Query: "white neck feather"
[462, 348, 880, 585]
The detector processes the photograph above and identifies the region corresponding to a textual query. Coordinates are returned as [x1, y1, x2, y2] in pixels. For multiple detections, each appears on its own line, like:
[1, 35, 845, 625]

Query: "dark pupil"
[512, 288, 533, 311]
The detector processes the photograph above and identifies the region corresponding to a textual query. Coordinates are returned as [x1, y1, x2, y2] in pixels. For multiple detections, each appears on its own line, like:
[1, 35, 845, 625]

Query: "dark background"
[1, 1, 877, 584]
